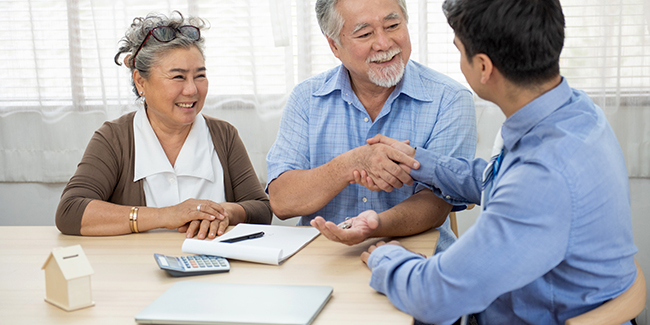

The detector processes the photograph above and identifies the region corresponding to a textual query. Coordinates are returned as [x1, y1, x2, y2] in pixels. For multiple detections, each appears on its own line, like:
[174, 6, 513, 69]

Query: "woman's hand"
[158, 199, 222, 230]
[177, 201, 246, 239]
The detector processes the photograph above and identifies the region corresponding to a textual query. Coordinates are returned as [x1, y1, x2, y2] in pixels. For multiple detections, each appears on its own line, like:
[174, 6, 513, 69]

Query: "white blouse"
[133, 109, 226, 208]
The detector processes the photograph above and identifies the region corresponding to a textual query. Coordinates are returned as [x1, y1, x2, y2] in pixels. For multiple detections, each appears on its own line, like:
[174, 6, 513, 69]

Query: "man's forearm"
[372, 190, 453, 238]
[268, 155, 354, 219]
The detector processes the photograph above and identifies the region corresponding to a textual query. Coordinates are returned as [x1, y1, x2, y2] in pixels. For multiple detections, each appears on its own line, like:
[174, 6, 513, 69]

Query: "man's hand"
[310, 210, 380, 246]
[360, 240, 404, 264]
[346, 139, 419, 192]
[366, 134, 416, 157]
[350, 170, 383, 191]
[351, 135, 417, 191]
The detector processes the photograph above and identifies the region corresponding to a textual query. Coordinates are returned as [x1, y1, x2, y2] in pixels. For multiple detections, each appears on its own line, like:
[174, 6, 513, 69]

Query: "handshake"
[310, 134, 423, 246]
[347, 134, 419, 193]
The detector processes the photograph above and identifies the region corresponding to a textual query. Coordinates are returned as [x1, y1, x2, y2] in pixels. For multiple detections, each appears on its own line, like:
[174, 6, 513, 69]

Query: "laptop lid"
[135, 281, 333, 325]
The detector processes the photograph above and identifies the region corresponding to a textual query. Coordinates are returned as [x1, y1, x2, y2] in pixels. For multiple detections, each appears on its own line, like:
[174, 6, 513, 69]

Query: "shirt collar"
[133, 110, 215, 182]
[312, 60, 432, 104]
[501, 77, 572, 151]
[313, 64, 348, 98]
[397, 61, 433, 102]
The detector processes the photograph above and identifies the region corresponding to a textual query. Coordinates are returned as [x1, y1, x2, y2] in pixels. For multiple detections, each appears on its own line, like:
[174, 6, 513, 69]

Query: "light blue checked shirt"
[368, 78, 638, 324]
[266, 60, 476, 252]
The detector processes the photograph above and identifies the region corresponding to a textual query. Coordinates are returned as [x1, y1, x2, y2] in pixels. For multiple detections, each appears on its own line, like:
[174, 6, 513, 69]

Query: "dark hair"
[443, 0, 565, 87]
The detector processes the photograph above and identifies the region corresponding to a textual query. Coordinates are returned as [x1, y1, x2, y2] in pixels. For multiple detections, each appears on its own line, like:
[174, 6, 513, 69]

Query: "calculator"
[154, 253, 230, 277]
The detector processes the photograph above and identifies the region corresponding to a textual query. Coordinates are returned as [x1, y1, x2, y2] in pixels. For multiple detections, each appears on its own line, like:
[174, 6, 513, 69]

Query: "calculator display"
[166, 256, 182, 269]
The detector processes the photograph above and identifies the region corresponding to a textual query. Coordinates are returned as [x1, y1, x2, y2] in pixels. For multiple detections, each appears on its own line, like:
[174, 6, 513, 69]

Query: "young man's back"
[361, 1, 638, 324]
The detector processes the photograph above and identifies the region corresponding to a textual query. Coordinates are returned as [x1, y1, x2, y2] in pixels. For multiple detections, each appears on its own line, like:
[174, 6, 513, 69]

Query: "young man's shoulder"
[519, 92, 611, 175]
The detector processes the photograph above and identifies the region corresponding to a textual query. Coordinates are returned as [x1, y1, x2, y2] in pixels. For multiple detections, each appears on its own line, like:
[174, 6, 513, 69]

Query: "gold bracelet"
[129, 207, 135, 233]
[132, 207, 139, 233]
[129, 207, 139, 233]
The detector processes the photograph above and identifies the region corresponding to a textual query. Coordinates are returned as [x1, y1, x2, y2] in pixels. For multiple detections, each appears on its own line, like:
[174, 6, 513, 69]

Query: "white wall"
[0, 182, 65, 226]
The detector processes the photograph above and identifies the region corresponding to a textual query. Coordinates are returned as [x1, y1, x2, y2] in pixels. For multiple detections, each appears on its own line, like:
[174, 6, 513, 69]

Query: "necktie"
[481, 128, 504, 209]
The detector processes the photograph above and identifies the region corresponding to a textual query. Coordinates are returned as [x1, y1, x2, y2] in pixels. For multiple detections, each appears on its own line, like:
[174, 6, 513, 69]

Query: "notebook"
[182, 224, 321, 265]
[135, 281, 333, 325]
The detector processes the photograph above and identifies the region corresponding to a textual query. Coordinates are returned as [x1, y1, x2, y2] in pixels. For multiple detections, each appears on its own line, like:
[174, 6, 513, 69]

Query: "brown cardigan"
[55, 112, 272, 235]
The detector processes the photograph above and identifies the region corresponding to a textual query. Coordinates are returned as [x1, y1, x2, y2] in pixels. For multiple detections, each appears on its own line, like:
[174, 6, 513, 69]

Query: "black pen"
[219, 231, 265, 243]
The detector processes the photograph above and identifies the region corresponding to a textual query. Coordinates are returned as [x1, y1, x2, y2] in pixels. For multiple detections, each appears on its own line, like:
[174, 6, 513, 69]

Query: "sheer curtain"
[1, 0, 649, 183]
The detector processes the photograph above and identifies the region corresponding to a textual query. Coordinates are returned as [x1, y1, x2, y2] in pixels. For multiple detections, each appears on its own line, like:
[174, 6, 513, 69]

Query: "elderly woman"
[56, 11, 272, 239]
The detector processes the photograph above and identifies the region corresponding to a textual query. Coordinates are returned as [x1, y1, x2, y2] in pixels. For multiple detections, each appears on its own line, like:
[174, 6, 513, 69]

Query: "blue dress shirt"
[266, 60, 476, 252]
[367, 78, 638, 324]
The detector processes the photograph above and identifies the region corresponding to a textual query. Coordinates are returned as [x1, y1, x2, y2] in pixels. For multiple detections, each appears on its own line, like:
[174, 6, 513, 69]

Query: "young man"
[361, 0, 638, 324]
[266, 0, 476, 251]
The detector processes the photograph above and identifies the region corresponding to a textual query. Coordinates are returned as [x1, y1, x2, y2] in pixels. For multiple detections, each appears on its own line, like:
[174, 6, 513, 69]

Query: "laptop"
[135, 281, 333, 325]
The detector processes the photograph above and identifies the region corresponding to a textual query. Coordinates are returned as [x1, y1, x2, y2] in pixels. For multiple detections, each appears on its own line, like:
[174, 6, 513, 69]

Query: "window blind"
[1, 0, 647, 112]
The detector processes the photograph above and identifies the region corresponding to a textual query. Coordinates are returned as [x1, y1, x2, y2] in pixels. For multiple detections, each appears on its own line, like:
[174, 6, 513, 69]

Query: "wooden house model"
[41, 244, 95, 311]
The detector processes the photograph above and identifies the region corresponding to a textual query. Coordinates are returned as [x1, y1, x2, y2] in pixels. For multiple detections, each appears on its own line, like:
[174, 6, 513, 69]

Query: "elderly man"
[266, 0, 476, 251]
[361, 0, 638, 324]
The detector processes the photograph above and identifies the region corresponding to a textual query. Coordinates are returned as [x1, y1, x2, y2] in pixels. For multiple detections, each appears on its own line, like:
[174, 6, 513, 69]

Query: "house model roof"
[41, 244, 94, 280]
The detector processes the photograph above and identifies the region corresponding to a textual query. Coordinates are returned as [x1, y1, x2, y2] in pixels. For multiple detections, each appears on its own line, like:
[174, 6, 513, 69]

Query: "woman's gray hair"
[114, 11, 207, 98]
[315, 0, 409, 45]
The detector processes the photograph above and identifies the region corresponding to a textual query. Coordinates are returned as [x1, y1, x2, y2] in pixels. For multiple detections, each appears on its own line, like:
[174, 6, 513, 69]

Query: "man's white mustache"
[367, 48, 402, 63]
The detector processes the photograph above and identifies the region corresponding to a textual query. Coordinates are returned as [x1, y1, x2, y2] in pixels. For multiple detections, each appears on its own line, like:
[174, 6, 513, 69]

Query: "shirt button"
[364, 117, 369, 122]
[362, 197, 368, 203]
[445, 195, 451, 199]
[169, 178, 176, 184]
[348, 101, 352, 105]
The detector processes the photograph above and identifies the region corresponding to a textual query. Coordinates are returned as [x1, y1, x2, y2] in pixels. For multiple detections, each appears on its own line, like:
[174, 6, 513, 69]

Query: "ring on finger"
[197, 204, 201, 211]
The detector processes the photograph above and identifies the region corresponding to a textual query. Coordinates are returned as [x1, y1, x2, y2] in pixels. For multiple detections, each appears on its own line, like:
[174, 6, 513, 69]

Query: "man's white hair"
[315, 0, 409, 45]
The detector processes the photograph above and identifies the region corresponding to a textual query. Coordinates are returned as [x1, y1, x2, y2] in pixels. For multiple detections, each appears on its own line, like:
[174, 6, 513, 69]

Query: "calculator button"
[180, 257, 191, 267]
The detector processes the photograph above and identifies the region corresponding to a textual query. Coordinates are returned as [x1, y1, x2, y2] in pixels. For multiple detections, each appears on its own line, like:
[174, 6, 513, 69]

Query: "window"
[1, 0, 648, 180]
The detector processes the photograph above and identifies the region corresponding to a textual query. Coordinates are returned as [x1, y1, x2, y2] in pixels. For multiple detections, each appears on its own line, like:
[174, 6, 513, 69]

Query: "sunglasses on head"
[132, 25, 201, 68]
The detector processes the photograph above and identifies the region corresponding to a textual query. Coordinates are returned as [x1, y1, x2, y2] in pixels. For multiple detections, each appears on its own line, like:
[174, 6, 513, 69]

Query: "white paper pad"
[182, 224, 320, 265]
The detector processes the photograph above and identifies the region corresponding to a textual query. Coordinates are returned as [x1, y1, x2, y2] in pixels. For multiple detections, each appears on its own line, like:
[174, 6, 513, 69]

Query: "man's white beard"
[367, 49, 405, 88]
